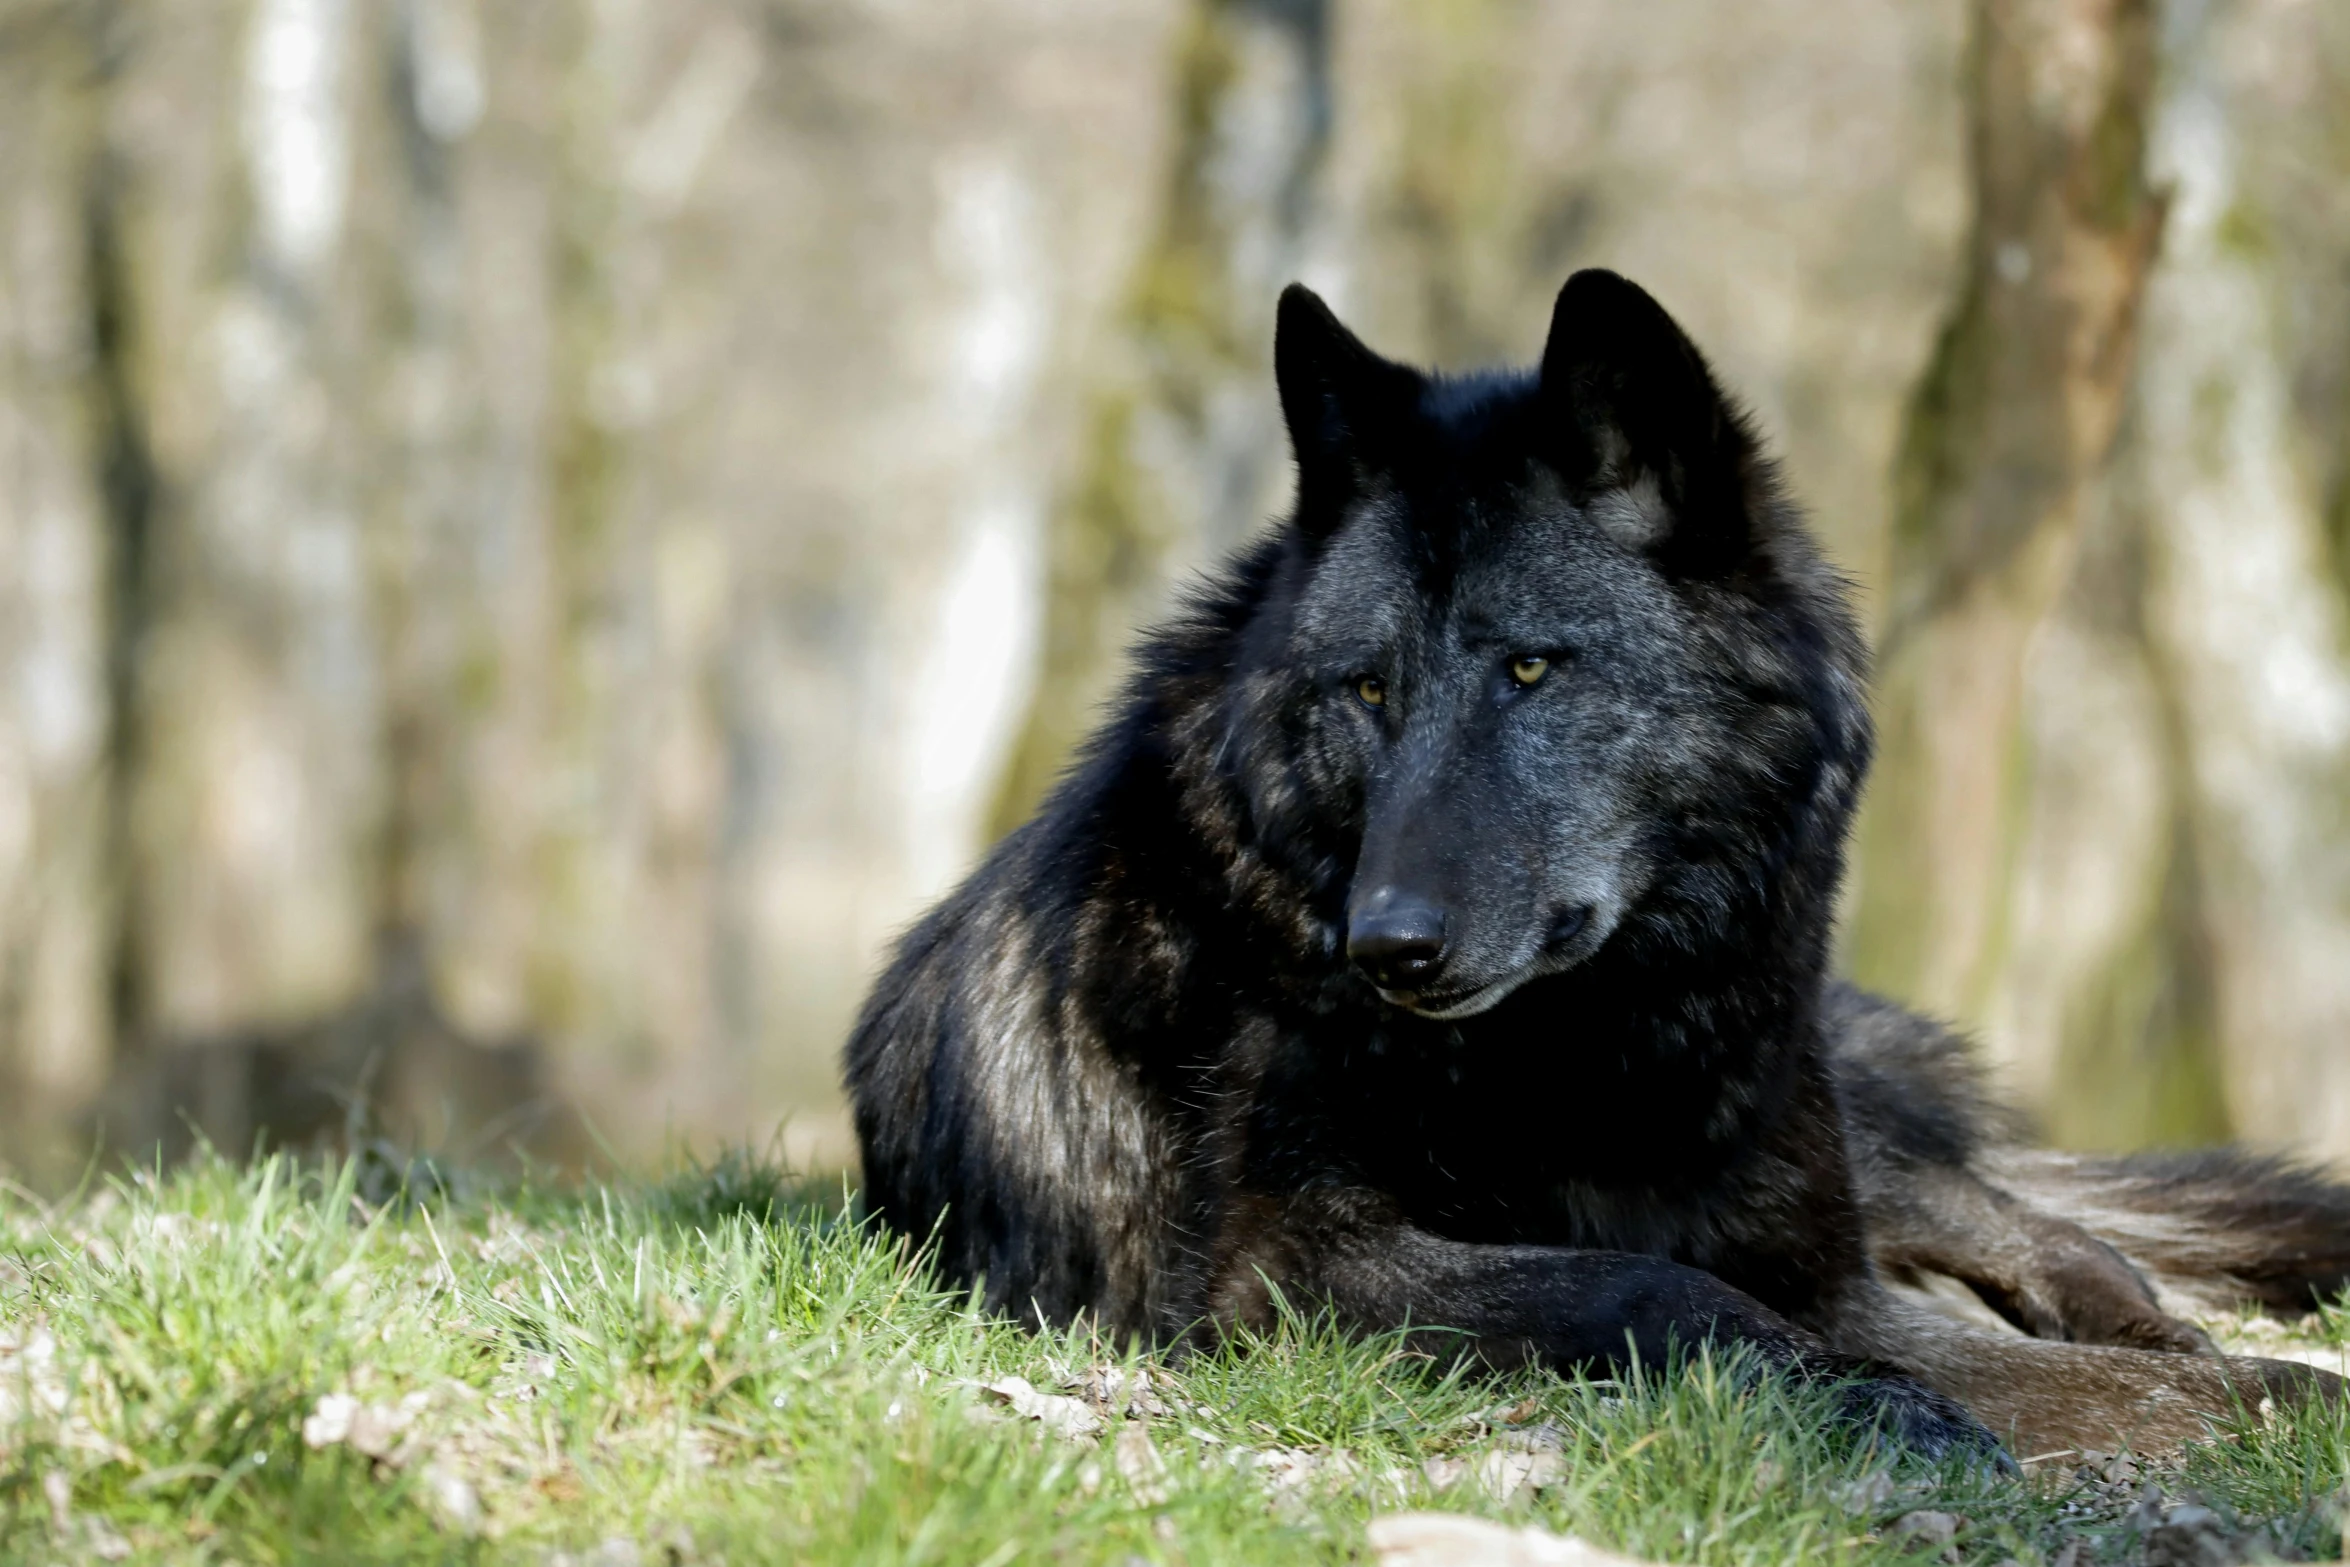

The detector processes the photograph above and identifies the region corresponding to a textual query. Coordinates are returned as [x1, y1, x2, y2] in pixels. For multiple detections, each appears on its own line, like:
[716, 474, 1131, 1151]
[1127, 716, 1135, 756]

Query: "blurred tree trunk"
[62, 0, 567, 1163]
[1855, 0, 2350, 1160]
[531, 0, 658, 1121]
[0, 4, 114, 1168]
[1346, 0, 1537, 368]
[1970, 431, 2226, 1146]
[988, 0, 1328, 832]
[128, 0, 379, 1057]
[57, 0, 389, 1158]
[2131, 0, 2350, 1153]
[1846, 0, 2165, 1031]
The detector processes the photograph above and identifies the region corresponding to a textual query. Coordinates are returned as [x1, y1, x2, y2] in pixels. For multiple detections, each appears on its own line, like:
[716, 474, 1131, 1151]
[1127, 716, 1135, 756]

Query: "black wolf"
[847, 270, 2349, 1457]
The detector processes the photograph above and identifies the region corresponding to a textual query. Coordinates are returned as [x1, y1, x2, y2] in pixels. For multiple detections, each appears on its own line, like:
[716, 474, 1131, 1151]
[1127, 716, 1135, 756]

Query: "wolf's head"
[1228, 270, 1868, 1020]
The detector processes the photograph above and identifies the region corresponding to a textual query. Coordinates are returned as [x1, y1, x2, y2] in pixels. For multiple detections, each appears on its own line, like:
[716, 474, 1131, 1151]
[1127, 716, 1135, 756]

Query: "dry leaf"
[1115, 1423, 1171, 1504]
[979, 1375, 1105, 1440]
[1067, 1364, 1171, 1418]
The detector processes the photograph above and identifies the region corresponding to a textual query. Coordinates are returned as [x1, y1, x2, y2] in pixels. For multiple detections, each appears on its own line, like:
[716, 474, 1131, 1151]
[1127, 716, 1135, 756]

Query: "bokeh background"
[2, 0, 2348, 1181]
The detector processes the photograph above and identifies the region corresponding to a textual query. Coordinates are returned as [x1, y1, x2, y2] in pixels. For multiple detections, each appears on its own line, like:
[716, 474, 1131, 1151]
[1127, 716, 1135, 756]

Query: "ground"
[2, 1150, 2345, 1565]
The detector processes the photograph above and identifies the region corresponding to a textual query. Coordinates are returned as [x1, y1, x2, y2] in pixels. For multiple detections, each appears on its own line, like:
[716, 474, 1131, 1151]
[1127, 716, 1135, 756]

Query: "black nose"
[1347, 896, 1448, 991]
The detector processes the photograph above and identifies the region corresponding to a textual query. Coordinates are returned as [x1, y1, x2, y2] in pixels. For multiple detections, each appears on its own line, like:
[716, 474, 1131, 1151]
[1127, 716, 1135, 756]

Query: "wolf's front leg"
[1206, 1188, 2003, 1462]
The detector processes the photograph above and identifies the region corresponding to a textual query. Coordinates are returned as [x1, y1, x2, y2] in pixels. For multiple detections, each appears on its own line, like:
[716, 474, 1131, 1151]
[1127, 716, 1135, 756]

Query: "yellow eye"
[1510, 655, 1550, 687]
[1355, 676, 1387, 708]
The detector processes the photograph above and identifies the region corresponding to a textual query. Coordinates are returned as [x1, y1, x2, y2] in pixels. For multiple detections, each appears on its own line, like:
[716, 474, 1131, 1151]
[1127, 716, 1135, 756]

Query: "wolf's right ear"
[1275, 284, 1419, 534]
[1538, 269, 1758, 577]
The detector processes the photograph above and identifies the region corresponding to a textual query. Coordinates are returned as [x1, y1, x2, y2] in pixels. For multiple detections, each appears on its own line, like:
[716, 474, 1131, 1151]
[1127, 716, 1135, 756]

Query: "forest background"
[2, 0, 2348, 1184]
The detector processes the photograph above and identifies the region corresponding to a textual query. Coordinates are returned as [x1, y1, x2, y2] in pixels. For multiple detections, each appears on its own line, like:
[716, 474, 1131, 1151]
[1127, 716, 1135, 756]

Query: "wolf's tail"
[1988, 1147, 2350, 1317]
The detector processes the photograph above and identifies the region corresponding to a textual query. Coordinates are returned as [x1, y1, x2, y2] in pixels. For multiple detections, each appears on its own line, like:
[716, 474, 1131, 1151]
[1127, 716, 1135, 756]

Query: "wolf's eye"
[1509, 655, 1550, 687]
[1354, 675, 1387, 709]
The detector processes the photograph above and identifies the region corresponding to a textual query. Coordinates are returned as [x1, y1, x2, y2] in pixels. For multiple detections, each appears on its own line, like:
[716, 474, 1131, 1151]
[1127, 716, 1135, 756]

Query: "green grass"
[2, 1151, 2346, 1565]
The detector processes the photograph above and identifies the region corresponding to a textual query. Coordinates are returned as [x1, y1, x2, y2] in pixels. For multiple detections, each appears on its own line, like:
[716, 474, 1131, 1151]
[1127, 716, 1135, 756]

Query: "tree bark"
[1847, 0, 2166, 1030]
[987, 0, 1329, 835]
[0, 4, 114, 1168]
[2132, 0, 2350, 1153]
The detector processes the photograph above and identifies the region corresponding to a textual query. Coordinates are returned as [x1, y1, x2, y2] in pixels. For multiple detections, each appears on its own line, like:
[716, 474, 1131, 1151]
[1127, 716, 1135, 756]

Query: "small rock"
[84, 1518, 131, 1562]
[1496, 1422, 1568, 1453]
[302, 1390, 423, 1461]
[1832, 1471, 1898, 1515]
[1891, 1509, 1963, 1556]
[348, 1401, 410, 1460]
[2124, 1484, 2170, 1534]
[2146, 1504, 2244, 1567]
[1369, 1513, 1664, 1567]
[0, 1327, 65, 1425]
[1421, 1456, 1471, 1491]
[303, 1393, 359, 1449]
[422, 1462, 482, 1534]
[1251, 1446, 1358, 1494]
[1478, 1448, 1565, 1502]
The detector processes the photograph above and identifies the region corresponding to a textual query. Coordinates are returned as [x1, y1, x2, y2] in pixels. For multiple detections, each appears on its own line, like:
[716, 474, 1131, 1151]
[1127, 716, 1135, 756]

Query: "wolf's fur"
[1986, 1149, 2350, 1317]
[1831, 985, 2350, 1337]
[847, 271, 2346, 1458]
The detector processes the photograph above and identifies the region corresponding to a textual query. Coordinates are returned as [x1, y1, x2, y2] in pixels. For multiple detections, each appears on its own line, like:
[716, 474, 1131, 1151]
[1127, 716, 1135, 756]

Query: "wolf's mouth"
[1376, 904, 1608, 1019]
[1378, 970, 1537, 1021]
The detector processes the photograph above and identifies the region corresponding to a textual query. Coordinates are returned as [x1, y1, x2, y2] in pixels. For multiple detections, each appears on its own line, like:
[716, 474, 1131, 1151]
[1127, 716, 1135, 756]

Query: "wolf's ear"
[1276, 284, 1420, 533]
[1538, 269, 1757, 577]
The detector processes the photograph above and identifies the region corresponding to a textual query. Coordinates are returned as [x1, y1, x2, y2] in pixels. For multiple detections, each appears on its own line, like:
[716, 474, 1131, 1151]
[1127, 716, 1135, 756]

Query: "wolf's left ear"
[1538, 270, 1758, 577]
[1276, 284, 1422, 535]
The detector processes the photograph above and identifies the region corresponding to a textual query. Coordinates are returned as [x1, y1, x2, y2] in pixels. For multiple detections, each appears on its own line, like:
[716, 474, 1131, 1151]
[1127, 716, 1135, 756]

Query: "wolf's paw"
[1834, 1374, 2013, 1471]
[2101, 1310, 2217, 1356]
[2006, 1215, 2218, 1355]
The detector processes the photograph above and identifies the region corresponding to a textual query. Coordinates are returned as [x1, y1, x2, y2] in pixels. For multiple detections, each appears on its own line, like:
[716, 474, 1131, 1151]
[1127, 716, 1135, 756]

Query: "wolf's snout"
[1346, 894, 1448, 991]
